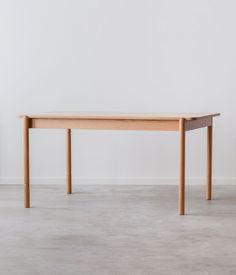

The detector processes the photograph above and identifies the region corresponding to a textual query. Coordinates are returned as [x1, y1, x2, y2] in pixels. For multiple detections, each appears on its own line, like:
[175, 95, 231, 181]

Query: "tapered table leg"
[23, 116, 30, 208]
[179, 118, 185, 215]
[66, 129, 72, 194]
[206, 125, 213, 200]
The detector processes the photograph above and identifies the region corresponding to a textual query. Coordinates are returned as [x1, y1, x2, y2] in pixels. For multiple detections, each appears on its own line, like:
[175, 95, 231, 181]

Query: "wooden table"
[20, 112, 220, 215]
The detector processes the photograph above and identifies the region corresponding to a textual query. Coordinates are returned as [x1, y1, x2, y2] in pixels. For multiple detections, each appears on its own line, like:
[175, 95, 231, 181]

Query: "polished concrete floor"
[0, 185, 236, 275]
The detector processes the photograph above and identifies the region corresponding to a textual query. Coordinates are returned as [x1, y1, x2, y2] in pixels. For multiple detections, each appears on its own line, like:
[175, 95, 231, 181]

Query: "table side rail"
[185, 117, 212, 131]
[30, 118, 180, 131]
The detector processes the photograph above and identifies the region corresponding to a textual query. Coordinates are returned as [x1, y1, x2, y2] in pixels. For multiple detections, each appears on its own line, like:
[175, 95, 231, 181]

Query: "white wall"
[0, 0, 235, 185]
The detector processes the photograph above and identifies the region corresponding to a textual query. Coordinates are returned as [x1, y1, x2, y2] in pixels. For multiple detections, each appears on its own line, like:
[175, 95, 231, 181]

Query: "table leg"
[66, 129, 72, 194]
[23, 116, 30, 208]
[179, 118, 185, 215]
[206, 125, 213, 200]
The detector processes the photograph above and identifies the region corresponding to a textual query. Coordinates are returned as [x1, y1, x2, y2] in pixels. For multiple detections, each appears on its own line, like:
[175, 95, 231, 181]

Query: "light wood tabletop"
[20, 112, 220, 215]
[20, 112, 220, 120]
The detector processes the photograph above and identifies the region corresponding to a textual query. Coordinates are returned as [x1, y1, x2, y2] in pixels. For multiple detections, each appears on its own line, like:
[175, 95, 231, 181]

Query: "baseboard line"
[0, 177, 235, 185]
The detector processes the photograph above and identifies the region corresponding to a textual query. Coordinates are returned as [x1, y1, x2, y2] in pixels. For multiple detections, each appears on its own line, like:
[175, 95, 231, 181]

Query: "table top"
[20, 112, 220, 121]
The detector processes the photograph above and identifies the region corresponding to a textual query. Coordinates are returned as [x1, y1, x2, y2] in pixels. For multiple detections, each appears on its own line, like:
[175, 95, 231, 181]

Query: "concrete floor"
[0, 185, 236, 275]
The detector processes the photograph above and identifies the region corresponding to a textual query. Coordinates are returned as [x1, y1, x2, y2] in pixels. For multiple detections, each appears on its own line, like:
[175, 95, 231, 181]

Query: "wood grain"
[206, 125, 213, 200]
[66, 129, 72, 194]
[30, 118, 179, 131]
[179, 118, 185, 215]
[23, 116, 30, 208]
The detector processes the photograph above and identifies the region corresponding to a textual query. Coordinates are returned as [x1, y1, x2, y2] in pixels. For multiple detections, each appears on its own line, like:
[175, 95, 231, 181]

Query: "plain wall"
[0, 0, 235, 185]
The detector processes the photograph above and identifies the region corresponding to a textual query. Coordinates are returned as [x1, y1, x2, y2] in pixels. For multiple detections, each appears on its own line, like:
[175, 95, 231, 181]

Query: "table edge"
[19, 113, 220, 121]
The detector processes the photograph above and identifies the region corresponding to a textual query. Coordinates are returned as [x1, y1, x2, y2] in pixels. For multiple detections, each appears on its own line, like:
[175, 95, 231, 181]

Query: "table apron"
[29, 116, 212, 131]
[30, 118, 179, 131]
[185, 117, 212, 131]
